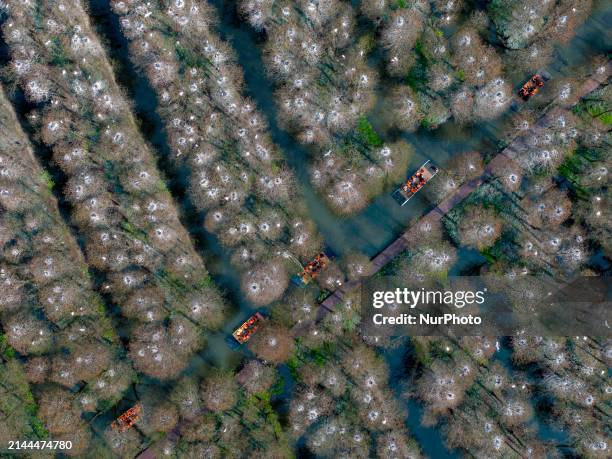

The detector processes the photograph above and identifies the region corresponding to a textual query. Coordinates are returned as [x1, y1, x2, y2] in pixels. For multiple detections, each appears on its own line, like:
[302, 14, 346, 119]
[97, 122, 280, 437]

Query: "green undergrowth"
[39, 170, 55, 191]
[406, 40, 429, 91]
[356, 116, 384, 147]
[286, 341, 337, 381]
[572, 92, 612, 125]
[558, 147, 601, 199]
[0, 333, 16, 360]
[0, 351, 49, 441]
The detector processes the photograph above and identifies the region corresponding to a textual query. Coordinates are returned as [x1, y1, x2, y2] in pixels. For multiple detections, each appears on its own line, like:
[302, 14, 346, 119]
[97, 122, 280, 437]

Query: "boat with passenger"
[231, 312, 265, 345]
[518, 74, 545, 100]
[392, 160, 439, 206]
[291, 252, 331, 286]
[111, 403, 142, 432]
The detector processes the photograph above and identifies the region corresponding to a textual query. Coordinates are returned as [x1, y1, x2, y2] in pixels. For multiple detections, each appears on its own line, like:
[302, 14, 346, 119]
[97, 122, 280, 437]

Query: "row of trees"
[236, 1, 592, 216]
[513, 336, 610, 458]
[111, 0, 327, 306]
[407, 336, 548, 456]
[367, 0, 593, 128]
[401, 57, 610, 458]
[239, 0, 414, 214]
[2, 0, 228, 385]
[286, 339, 422, 458]
[0, 84, 130, 455]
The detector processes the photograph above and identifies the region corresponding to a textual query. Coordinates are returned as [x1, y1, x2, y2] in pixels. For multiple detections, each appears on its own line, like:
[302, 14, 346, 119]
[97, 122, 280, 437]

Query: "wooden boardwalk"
[315, 64, 610, 319]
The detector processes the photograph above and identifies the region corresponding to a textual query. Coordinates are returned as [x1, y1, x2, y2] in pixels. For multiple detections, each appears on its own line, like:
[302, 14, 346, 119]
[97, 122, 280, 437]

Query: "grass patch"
[357, 33, 376, 54]
[39, 170, 55, 191]
[175, 43, 211, 72]
[50, 37, 70, 67]
[357, 117, 383, 147]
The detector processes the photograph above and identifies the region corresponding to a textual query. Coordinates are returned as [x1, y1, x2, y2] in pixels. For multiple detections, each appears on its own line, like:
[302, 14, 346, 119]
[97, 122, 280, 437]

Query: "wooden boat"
[392, 160, 438, 206]
[111, 403, 142, 432]
[518, 74, 545, 100]
[232, 312, 265, 344]
[292, 252, 330, 286]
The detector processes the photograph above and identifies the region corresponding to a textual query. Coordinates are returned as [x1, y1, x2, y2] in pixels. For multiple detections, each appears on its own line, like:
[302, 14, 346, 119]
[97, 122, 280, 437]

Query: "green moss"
[121, 221, 147, 241]
[196, 274, 216, 289]
[557, 149, 591, 199]
[157, 268, 191, 294]
[50, 37, 70, 67]
[357, 33, 376, 54]
[357, 117, 383, 147]
[243, 392, 285, 440]
[405, 39, 429, 90]
[286, 357, 301, 381]
[316, 290, 331, 302]
[93, 298, 107, 316]
[175, 43, 211, 72]
[342, 313, 360, 331]
[40, 170, 55, 191]
[573, 98, 612, 125]
[4, 347, 16, 360]
[155, 179, 170, 193]
[310, 348, 328, 366]
[0, 333, 16, 360]
[479, 247, 498, 264]
[31, 418, 49, 439]
[102, 328, 117, 342]
[395, 0, 408, 7]
[456, 69, 466, 81]
[465, 384, 480, 400]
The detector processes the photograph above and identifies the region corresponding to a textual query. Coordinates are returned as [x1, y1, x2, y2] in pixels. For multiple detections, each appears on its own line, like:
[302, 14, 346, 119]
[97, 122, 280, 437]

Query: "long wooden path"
[314, 64, 610, 322]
